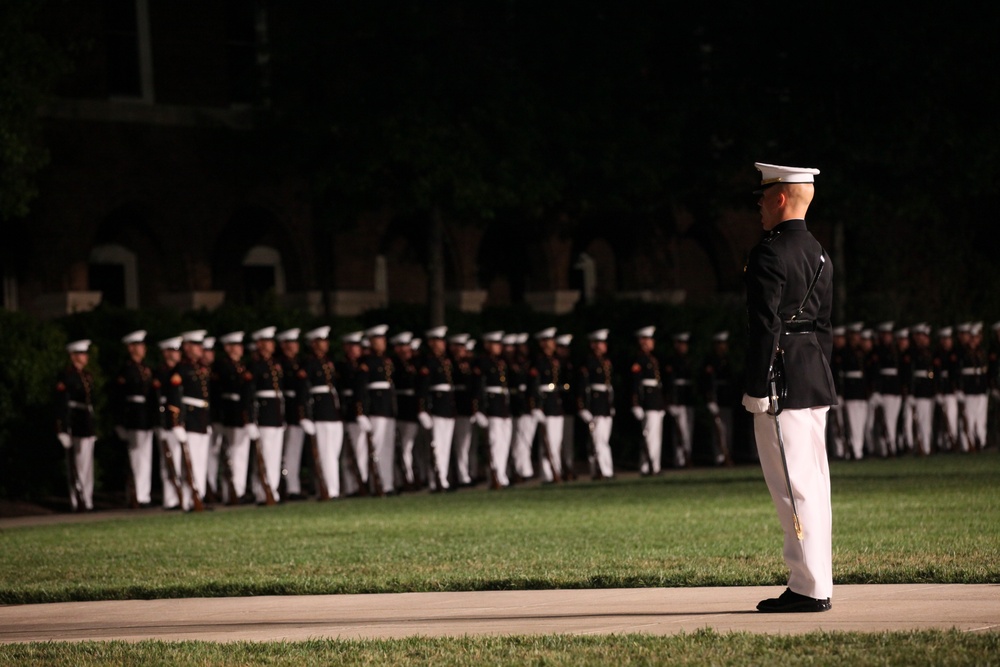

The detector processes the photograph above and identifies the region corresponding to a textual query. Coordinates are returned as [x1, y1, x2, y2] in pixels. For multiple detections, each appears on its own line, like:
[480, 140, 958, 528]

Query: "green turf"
[1, 455, 997, 605]
[1, 630, 998, 666]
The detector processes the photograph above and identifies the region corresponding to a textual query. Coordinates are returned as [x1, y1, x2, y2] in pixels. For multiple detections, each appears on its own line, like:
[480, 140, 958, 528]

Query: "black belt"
[783, 319, 815, 334]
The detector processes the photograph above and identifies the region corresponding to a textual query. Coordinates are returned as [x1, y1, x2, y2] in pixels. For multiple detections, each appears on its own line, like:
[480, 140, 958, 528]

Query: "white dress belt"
[429, 384, 452, 392]
[485, 387, 509, 394]
[843, 371, 864, 379]
[125, 395, 147, 404]
[284, 390, 296, 398]
[539, 383, 557, 393]
[879, 368, 899, 376]
[255, 390, 280, 398]
[589, 384, 609, 391]
[182, 397, 209, 408]
[396, 388, 416, 396]
[641, 379, 661, 387]
[367, 381, 391, 390]
[310, 385, 331, 394]
[222, 393, 241, 401]
[912, 370, 930, 378]
[68, 400, 93, 412]
[961, 367, 986, 375]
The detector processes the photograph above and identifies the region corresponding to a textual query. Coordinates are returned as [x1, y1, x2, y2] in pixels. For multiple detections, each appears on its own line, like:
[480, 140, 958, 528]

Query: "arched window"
[89, 244, 139, 308]
[242, 245, 285, 304]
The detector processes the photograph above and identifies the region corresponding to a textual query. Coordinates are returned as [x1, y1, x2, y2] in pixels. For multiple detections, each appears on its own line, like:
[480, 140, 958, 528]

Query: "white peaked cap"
[409, 337, 422, 351]
[501, 333, 518, 345]
[534, 327, 557, 340]
[425, 325, 448, 339]
[465, 340, 477, 351]
[555, 334, 573, 346]
[66, 339, 91, 353]
[515, 333, 529, 345]
[895, 328, 910, 339]
[364, 324, 389, 338]
[635, 326, 655, 338]
[482, 330, 504, 343]
[121, 330, 147, 344]
[276, 328, 300, 342]
[754, 162, 820, 189]
[305, 326, 330, 341]
[202, 336, 216, 349]
[448, 332, 470, 345]
[847, 322, 864, 333]
[251, 326, 276, 341]
[712, 330, 729, 342]
[832, 326, 846, 336]
[341, 330, 364, 344]
[158, 336, 183, 351]
[912, 323, 931, 335]
[971, 321, 983, 335]
[588, 329, 609, 341]
[220, 331, 245, 345]
[390, 331, 413, 345]
[937, 326, 953, 337]
[877, 321, 895, 333]
[673, 331, 690, 342]
[181, 329, 207, 343]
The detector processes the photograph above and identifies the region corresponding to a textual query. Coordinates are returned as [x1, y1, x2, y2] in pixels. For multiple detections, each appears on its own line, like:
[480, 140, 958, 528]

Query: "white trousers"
[182, 432, 209, 511]
[452, 416, 474, 485]
[587, 416, 614, 478]
[671, 406, 695, 466]
[639, 409, 664, 474]
[962, 394, 988, 451]
[913, 398, 935, 455]
[370, 415, 396, 494]
[66, 436, 96, 511]
[159, 430, 183, 509]
[314, 420, 343, 498]
[941, 394, 959, 447]
[125, 428, 153, 504]
[512, 414, 536, 479]
[397, 420, 420, 485]
[538, 415, 564, 482]
[206, 423, 224, 495]
[754, 407, 833, 600]
[487, 416, 512, 487]
[282, 424, 305, 495]
[429, 416, 455, 490]
[221, 426, 251, 501]
[844, 399, 868, 459]
[561, 415, 575, 476]
[341, 423, 366, 496]
[252, 426, 284, 503]
[869, 394, 902, 457]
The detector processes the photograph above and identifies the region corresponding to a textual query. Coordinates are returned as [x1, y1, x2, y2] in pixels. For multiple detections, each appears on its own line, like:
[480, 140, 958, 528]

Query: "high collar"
[764, 218, 807, 239]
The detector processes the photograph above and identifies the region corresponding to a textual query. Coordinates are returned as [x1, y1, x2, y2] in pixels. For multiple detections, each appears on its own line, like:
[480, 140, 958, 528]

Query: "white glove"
[246, 423, 261, 441]
[869, 392, 883, 407]
[114, 426, 128, 441]
[992, 389, 1000, 401]
[578, 409, 594, 423]
[357, 414, 373, 433]
[955, 391, 966, 402]
[632, 406, 645, 421]
[668, 405, 684, 418]
[474, 412, 489, 428]
[707, 402, 720, 417]
[532, 409, 546, 424]
[205, 424, 213, 439]
[934, 394, 944, 406]
[418, 412, 434, 430]
[172, 426, 188, 443]
[58, 432, 72, 449]
[300, 418, 316, 435]
[742, 393, 769, 414]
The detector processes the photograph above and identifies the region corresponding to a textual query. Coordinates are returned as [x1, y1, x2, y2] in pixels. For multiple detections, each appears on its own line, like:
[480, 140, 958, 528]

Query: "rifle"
[252, 431, 277, 506]
[218, 430, 239, 505]
[479, 421, 502, 490]
[344, 428, 369, 496]
[310, 430, 330, 500]
[120, 430, 139, 509]
[158, 429, 185, 503]
[957, 399, 976, 453]
[586, 419, 603, 480]
[537, 417, 561, 483]
[366, 429, 386, 497]
[712, 412, 734, 467]
[669, 407, 691, 468]
[179, 439, 204, 512]
[911, 400, 924, 456]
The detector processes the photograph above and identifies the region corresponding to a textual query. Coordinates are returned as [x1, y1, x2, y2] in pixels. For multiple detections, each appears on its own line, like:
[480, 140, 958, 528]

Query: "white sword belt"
[367, 381, 391, 390]
[125, 395, 147, 404]
[255, 390, 280, 398]
[539, 383, 557, 393]
[396, 389, 416, 396]
[222, 393, 241, 401]
[961, 367, 987, 375]
[843, 371, 864, 379]
[641, 379, 661, 387]
[912, 370, 930, 378]
[485, 387, 509, 394]
[429, 384, 453, 392]
[284, 390, 296, 398]
[182, 397, 209, 409]
[879, 368, 899, 376]
[67, 400, 94, 412]
[589, 384, 609, 391]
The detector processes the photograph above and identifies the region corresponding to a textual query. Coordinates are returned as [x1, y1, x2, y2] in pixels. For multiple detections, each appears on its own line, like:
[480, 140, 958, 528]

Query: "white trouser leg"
[593, 415, 614, 478]
[397, 421, 419, 485]
[126, 429, 154, 504]
[159, 431, 183, 509]
[845, 400, 867, 459]
[915, 398, 934, 455]
[452, 417, 474, 485]
[223, 426, 251, 500]
[754, 407, 833, 601]
[881, 395, 902, 455]
[182, 432, 210, 510]
[942, 395, 959, 447]
[430, 416, 455, 490]
[341, 423, 364, 496]
[513, 415, 536, 478]
[206, 424, 223, 495]
[252, 426, 284, 503]
[640, 410, 664, 473]
[967, 394, 988, 449]
[282, 424, 305, 495]
[488, 417, 512, 487]
[68, 436, 96, 511]
[370, 416, 396, 493]
[561, 415, 575, 477]
[315, 420, 343, 498]
[538, 416, 564, 482]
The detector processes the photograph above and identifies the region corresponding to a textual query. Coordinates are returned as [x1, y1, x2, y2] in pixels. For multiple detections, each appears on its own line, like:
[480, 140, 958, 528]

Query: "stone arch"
[90, 203, 165, 308]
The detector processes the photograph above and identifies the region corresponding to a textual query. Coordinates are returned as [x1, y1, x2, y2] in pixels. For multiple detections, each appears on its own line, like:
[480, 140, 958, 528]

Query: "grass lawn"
[2, 454, 997, 605]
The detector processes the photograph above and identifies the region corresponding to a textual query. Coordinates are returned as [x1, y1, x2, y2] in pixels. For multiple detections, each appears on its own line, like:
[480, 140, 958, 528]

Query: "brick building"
[8, 0, 766, 320]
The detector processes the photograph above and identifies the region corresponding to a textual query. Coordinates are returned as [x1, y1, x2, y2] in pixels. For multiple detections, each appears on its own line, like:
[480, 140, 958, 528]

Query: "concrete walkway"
[1, 584, 997, 643]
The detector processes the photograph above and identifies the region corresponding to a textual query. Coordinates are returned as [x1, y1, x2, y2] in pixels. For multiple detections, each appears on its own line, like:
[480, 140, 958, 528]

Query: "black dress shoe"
[757, 588, 831, 613]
